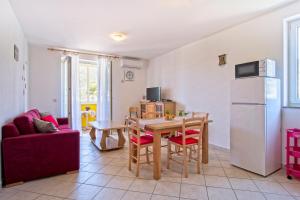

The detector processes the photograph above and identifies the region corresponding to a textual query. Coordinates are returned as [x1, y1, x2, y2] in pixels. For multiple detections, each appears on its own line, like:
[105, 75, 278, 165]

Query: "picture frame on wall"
[14, 44, 19, 62]
[218, 54, 226, 66]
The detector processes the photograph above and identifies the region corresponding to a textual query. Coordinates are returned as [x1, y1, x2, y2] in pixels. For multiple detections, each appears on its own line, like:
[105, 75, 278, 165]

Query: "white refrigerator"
[230, 77, 281, 176]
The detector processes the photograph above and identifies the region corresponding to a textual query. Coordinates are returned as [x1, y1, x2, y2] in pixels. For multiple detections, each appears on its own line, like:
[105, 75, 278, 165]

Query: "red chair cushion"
[186, 129, 200, 135]
[169, 135, 198, 145]
[131, 135, 153, 145]
[178, 129, 200, 135]
[41, 115, 59, 128]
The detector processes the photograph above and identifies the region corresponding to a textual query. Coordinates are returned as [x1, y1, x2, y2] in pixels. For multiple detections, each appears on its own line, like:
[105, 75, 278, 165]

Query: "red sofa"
[1, 109, 80, 185]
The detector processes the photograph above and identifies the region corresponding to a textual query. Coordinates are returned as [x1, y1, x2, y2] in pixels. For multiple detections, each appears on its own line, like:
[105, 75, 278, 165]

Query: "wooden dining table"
[138, 117, 212, 180]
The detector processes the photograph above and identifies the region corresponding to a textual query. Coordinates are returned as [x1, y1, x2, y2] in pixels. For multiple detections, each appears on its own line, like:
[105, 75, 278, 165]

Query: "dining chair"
[129, 106, 139, 118]
[124, 106, 139, 131]
[143, 112, 173, 139]
[167, 117, 205, 178]
[127, 117, 153, 177]
[178, 112, 208, 135]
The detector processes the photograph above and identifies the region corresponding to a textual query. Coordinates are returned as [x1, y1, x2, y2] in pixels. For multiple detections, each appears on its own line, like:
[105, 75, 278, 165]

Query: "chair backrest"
[192, 112, 209, 121]
[127, 117, 141, 144]
[129, 107, 139, 118]
[142, 112, 161, 119]
[181, 117, 205, 145]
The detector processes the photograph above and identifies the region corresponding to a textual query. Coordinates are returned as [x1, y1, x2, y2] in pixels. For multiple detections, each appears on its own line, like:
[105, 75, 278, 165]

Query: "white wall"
[28, 44, 147, 121]
[112, 59, 147, 121]
[0, 0, 28, 183]
[282, 108, 300, 164]
[28, 45, 61, 116]
[147, 1, 300, 149]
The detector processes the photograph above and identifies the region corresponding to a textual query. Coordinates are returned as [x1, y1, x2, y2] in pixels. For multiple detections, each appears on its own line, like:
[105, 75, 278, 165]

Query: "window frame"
[284, 15, 300, 107]
[79, 59, 98, 104]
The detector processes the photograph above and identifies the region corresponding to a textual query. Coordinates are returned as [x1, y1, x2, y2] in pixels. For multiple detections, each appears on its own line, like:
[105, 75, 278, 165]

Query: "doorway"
[61, 56, 112, 134]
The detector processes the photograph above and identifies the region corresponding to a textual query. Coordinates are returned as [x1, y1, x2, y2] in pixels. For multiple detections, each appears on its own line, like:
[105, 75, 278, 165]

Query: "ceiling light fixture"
[110, 32, 127, 42]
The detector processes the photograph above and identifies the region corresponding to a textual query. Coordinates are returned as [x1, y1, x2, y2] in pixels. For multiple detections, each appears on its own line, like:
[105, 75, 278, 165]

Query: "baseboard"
[209, 143, 230, 152]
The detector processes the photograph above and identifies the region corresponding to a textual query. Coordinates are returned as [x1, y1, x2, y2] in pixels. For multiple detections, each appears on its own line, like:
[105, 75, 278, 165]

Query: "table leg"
[90, 127, 96, 140]
[202, 122, 209, 164]
[100, 130, 109, 150]
[153, 131, 161, 180]
[117, 128, 126, 147]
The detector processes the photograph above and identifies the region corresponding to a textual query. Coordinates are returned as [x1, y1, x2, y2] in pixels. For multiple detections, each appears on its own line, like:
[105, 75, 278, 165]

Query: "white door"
[231, 77, 265, 104]
[230, 104, 267, 175]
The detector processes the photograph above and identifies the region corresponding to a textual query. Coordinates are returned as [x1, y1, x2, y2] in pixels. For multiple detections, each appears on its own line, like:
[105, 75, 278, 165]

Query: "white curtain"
[97, 57, 112, 121]
[70, 55, 82, 130]
[60, 56, 70, 118]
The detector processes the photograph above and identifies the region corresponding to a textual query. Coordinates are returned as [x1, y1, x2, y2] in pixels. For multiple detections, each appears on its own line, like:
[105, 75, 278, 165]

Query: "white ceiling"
[10, 0, 295, 59]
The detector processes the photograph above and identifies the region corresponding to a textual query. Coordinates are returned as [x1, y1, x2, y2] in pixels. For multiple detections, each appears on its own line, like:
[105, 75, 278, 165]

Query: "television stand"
[140, 101, 176, 118]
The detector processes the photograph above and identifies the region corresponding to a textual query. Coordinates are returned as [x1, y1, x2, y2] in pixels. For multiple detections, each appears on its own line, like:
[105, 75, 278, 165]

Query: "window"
[79, 60, 98, 103]
[287, 18, 300, 106]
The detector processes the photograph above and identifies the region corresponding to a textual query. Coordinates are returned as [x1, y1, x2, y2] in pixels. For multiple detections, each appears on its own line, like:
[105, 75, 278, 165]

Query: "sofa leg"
[66, 170, 79, 174]
[5, 181, 24, 188]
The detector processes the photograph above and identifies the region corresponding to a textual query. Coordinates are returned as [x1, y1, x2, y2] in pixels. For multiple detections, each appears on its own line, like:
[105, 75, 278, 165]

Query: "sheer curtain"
[60, 56, 70, 118]
[70, 55, 82, 130]
[97, 57, 112, 121]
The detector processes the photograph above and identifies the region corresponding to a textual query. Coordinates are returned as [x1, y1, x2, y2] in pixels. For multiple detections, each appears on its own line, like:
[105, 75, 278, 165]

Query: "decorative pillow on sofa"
[41, 115, 59, 128]
[33, 118, 58, 133]
[40, 112, 51, 117]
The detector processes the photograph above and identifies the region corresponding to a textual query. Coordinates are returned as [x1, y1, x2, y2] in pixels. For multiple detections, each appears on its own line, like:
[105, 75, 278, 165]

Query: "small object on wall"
[218, 54, 226, 66]
[124, 68, 135, 81]
[14, 44, 19, 62]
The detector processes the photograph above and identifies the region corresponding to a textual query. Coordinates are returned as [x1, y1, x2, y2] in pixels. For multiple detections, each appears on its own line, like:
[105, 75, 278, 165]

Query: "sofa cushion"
[58, 124, 71, 130]
[14, 109, 41, 135]
[41, 115, 59, 128]
[2, 123, 20, 139]
[33, 118, 58, 133]
[40, 112, 51, 117]
[57, 118, 69, 125]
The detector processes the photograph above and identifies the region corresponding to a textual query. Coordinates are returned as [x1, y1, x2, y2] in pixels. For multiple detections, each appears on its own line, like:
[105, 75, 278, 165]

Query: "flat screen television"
[146, 87, 161, 102]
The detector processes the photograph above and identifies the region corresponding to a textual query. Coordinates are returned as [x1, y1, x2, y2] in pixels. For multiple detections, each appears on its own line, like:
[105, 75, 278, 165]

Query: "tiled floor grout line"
[90, 186, 104, 200]
[226, 174, 239, 200]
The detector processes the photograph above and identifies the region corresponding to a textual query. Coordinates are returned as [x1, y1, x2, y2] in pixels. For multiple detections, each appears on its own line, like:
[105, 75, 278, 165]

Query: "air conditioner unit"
[121, 58, 144, 68]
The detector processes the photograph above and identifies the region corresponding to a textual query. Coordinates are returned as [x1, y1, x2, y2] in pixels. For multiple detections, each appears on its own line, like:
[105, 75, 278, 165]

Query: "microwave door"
[235, 61, 259, 78]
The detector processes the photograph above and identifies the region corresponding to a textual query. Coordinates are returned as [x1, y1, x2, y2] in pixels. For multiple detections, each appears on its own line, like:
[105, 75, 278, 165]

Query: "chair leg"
[136, 146, 141, 177]
[128, 143, 132, 171]
[167, 141, 171, 169]
[146, 146, 150, 164]
[189, 147, 192, 162]
[183, 146, 188, 178]
[196, 145, 201, 174]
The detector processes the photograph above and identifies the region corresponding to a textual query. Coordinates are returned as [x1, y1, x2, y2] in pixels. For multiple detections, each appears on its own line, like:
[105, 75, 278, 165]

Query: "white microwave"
[235, 59, 276, 78]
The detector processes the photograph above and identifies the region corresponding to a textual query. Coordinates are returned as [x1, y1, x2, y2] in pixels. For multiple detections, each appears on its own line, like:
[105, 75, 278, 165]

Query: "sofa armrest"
[57, 117, 69, 125]
[2, 123, 20, 139]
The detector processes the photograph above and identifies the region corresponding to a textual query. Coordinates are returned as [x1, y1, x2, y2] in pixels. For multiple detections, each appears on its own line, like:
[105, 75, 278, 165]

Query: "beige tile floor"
[1, 134, 300, 200]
